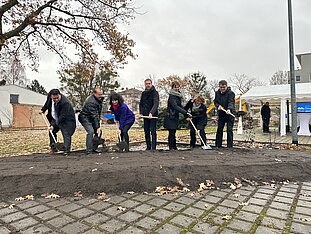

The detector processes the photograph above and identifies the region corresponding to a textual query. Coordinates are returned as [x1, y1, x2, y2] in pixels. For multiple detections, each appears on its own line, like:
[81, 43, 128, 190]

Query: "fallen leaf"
[29, 167, 34, 169]
[275, 158, 282, 162]
[8, 204, 15, 209]
[15, 197, 25, 201]
[97, 192, 106, 200]
[232, 193, 240, 198]
[25, 194, 34, 200]
[91, 168, 98, 172]
[239, 202, 249, 206]
[127, 191, 135, 195]
[300, 217, 311, 222]
[176, 178, 188, 187]
[45, 193, 60, 199]
[221, 214, 232, 220]
[117, 206, 126, 212]
[41, 193, 50, 197]
[143, 192, 148, 195]
[74, 191, 83, 197]
[183, 187, 190, 192]
[230, 184, 237, 190]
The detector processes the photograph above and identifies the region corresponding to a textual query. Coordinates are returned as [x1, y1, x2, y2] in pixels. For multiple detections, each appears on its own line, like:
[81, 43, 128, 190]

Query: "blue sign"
[297, 102, 311, 113]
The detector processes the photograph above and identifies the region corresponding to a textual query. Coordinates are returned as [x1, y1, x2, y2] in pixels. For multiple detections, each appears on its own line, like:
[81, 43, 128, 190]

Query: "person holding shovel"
[139, 78, 159, 150]
[214, 80, 236, 148]
[109, 93, 135, 152]
[184, 94, 207, 149]
[78, 88, 103, 154]
[164, 81, 192, 150]
[41, 89, 76, 155]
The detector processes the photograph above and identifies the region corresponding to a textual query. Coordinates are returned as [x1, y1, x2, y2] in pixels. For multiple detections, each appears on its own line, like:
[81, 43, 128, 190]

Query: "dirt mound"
[0, 147, 311, 199]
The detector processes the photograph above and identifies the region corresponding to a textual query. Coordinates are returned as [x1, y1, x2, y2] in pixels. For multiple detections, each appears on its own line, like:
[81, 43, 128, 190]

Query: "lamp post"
[287, 0, 298, 145]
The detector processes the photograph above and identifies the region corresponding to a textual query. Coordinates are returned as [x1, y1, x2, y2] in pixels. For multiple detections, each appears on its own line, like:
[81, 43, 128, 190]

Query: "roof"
[241, 83, 311, 104]
[296, 52, 311, 66]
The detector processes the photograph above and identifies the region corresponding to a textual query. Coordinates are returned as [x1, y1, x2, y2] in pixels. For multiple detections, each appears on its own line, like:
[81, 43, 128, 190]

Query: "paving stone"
[134, 204, 155, 214]
[302, 182, 311, 187]
[0, 226, 11, 234]
[61, 221, 90, 234]
[47, 214, 75, 228]
[204, 213, 226, 226]
[209, 190, 229, 198]
[0, 207, 19, 218]
[88, 201, 111, 210]
[132, 194, 153, 202]
[279, 187, 298, 194]
[295, 206, 311, 215]
[255, 226, 282, 234]
[242, 204, 263, 214]
[83, 229, 103, 234]
[221, 228, 242, 234]
[170, 214, 195, 227]
[83, 213, 110, 225]
[297, 199, 311, 208]
[99, 218, 126, 232]
[47, 199, 70, 207]
[135, 216, 160, 229]
[119, 226, 145, 234]
[202, 195, 222, 204]
[257, 188, 276, 195]
[273, 196, 293, 204]
[24, 205, 50, 215]
[174, 196, 196, 205]
[192, 221, 219, 233]
[299, 193, 311, 202]
[1, 211, 27, 223]
[10, 217, 38, 230]
[220, 199, 241, 208]
[106, 195, 126, 204]
[102, 205, 124, 216]
[235, 210, 258, 223]
[270, 201, 291, 211]
[150, 208, 174, 220]
[58, 203, 82, 212]
[159, 194, 177, 201]
[182, 206, 205, 218]
[163, 202, 186, 212]
[290, 222, 311, 234]
[266, 208, 288, 220]
[15, 201, 40, 210]
[75, 198, 98, 206]
[213, 206, 235, 215]
[147, 198, 168, 207]
[193, 201, 214, 210]
[70, 208, 94, 219]
[234, 189, 253, 196]
[229, 194, 248, 202]
[227, 219, 253, 232]
[21, 224, 52, 234]
[36, 209, 61, 220]
[118, 210, 142, 222]
[301, 189, 311, 194]
[248, 197, 268, 206]
[253, 192, 272, 200]
[156, 223, 182, 234]
[293, 212, 311, 223]
[118, 199, 141, 208]
[261, 216, 286, 230]
[277, 191, 296, 198]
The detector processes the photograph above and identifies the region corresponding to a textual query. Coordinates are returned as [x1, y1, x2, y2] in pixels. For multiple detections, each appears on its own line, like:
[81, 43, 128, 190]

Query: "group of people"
[41, 79, 237, 155]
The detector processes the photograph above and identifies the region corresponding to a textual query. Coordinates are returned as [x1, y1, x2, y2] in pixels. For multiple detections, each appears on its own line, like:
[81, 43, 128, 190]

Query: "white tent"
[241, 83, 311, 136]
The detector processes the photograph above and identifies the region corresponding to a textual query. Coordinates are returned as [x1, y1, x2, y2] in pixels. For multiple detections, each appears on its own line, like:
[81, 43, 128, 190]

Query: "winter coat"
[41, 94, 53, 123]
[110, 103, 135, 130]
[78, 95, 103, 129]
[164, 93, 187, 130]
[261, 105, 271, 119]
[139, 86, 160, 116]
[55, 95, 76, 133]
[214, 87, 235, 118]
[184, 100, 207, 128]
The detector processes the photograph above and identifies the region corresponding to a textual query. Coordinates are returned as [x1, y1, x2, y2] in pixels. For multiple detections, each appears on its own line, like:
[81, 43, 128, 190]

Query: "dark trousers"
[120, 123, 134, 146]
[190, 122, 206, 147]
[144, 118, 157, 150]
[60, 122, 76, 152]
[216, 116, 234, 148]
[262, 117, 270, 132]
[81, 120, 98, 152]
[49, 121, 59, 149]
[168, 129, 177, 150]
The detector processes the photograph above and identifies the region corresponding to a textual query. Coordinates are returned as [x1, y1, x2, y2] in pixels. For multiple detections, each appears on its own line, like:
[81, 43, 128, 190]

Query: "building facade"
[294, 52, 311, 83]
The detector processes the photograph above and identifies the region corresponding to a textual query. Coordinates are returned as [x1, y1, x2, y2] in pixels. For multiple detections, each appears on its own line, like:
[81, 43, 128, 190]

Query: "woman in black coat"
[184, 95, 207, 148]
[164, 81, 191, 150]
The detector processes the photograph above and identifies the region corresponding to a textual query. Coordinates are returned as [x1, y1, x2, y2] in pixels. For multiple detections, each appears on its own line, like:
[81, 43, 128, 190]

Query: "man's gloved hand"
[187, 113, 193, 118]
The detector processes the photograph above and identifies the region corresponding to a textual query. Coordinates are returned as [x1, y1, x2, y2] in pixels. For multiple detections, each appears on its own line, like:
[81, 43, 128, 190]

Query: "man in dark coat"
[78, 88, 103, 154]
[214, 80, 236, 148]
[42, 89, 76, 155]
[164, 81, 191, 150]
[139, 79, 159, 150]
[261, 102, 271, 133]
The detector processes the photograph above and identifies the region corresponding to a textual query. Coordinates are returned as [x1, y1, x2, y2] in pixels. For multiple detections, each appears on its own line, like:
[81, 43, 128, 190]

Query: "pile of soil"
[0, 147, 311, 199]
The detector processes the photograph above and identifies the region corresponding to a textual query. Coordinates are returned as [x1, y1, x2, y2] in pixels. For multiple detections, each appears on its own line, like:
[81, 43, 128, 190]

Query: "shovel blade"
[202, 145, 212, 150]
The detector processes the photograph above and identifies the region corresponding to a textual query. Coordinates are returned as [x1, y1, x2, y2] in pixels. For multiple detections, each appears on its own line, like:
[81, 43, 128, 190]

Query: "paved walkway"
[1, 183, 311, 233]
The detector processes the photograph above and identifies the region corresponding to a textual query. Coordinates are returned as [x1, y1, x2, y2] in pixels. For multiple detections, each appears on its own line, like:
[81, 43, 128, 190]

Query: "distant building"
[118, 88, 142, 113]
[293, 52, 311, 83]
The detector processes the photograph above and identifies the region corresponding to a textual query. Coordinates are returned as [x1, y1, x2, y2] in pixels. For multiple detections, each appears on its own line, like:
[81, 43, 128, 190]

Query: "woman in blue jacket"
[109, 93, 135, 151]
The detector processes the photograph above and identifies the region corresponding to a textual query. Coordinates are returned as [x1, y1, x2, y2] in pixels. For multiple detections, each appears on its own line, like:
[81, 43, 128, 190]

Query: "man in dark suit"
[41, 89, 76, 155]
[261, 102, 271, 133]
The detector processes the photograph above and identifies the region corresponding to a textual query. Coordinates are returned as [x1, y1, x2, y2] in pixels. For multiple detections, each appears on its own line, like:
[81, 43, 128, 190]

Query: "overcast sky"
[26, 0, 311, 91]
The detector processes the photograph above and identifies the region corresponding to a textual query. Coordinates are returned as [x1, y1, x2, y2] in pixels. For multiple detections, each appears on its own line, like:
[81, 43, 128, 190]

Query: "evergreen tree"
[26, 79, 47, 95]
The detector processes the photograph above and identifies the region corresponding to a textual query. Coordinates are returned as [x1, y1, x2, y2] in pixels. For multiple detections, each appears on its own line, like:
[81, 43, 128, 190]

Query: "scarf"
[112, 104, 119, 113]
[192, 101, 201, 112]
[169, 89, 183, 99]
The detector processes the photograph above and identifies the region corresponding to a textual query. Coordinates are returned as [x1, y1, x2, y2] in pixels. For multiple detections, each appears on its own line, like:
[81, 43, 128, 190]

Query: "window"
[296, 75, 301, 81]
[10, 94, 19, 104]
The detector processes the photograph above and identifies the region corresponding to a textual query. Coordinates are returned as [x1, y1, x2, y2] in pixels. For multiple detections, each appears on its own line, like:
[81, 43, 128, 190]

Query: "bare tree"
[0, 0, 137, 69]
[270, 70, 289, 85]
[229, 73, 264, 95]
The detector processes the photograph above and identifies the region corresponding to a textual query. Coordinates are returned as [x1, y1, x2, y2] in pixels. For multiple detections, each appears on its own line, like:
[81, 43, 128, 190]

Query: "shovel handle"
[141, 116, 158, 119]
[219, 106, 235, 118]
[189, 119, 208, 148]
[40, 113, 58, 144]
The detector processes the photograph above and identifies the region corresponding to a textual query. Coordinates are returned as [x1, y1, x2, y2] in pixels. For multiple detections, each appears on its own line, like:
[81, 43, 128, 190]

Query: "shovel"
[219, 106, 236, 118]
[115, 122, 128, 151]
[189, 119, 212, 150]
[40, 113, 64, 151]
